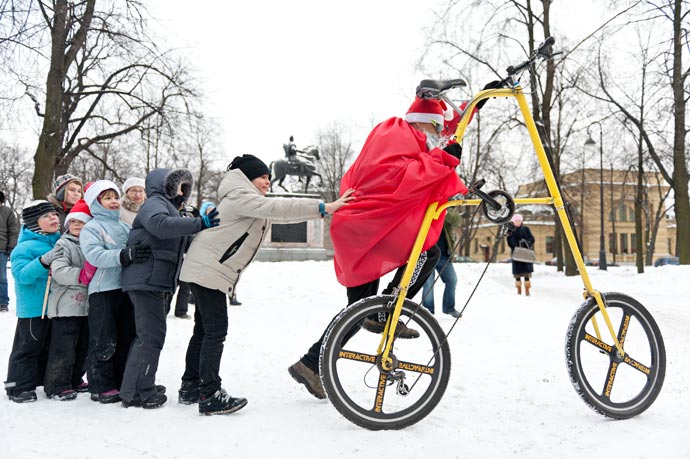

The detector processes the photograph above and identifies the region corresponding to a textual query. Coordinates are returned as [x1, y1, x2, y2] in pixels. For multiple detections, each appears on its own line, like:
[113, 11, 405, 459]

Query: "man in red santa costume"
[288, 96, 470, 399]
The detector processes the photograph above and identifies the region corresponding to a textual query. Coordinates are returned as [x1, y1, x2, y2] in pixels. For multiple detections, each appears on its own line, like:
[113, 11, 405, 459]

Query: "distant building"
[466, 169, 676, 264]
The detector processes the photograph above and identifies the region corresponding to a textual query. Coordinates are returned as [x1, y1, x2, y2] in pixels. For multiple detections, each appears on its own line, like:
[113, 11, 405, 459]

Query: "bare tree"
[0, 141, 33, 210]
[315, 122, 357, 202]
[0, 1, 197, 198]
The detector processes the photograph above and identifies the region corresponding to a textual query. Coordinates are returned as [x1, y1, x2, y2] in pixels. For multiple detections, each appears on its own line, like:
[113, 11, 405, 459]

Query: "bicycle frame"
[377, 85, 624, 372]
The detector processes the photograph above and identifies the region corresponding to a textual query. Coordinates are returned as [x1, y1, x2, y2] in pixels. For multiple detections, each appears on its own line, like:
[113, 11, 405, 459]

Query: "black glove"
[120, 243, 152, 267]
[201, 208, 220, 230]
[443, 143, 463, 161]
[477, 80, 504, 110]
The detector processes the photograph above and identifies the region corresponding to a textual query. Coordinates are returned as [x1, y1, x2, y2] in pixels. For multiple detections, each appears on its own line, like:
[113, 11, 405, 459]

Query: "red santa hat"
[405, 97, 454, 126]
[64, 199, 93, 228]
[84, 179, 121, 210]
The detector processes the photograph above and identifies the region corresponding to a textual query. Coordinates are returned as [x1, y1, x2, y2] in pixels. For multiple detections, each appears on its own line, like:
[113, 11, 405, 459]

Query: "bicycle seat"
[416, 79, 467, 98]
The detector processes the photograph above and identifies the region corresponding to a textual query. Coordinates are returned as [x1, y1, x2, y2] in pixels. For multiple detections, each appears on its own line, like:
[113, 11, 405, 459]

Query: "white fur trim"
[64, 212, 92, 228]
[404, 112, 445, 126]
[84, 180, 121, 209]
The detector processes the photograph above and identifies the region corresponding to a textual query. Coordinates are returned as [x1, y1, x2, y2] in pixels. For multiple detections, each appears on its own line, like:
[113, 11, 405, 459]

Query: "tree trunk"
[32, 0, 69, 199]
[672, 0, 690, 263]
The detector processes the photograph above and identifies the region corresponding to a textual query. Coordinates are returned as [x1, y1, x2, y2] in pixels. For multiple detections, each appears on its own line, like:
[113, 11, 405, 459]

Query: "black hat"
[22, 200, 57, 234]
[228, 154, 271, 181]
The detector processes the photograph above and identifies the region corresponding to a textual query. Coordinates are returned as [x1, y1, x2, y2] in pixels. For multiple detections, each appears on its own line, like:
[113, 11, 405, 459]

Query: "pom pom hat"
[122, 177, 145, 194]
[511, 213, 523, 224]
[84, 180, 121, 209]
[404, 97, 454, 126]
[22, 200, 57, 234]
[64, 199, 92, 228]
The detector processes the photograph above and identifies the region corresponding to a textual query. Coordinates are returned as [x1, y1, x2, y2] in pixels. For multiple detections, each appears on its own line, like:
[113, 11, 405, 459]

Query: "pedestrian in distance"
[0, 190, 19, 312]
[507, 213, 535, 296]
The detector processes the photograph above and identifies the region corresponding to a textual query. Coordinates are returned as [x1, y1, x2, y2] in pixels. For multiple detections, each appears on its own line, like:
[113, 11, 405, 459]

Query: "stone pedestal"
[255, 192, 329, 262]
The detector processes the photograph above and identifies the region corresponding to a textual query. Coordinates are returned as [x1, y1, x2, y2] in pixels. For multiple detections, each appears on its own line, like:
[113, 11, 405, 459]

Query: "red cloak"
[331, 117, 468, 287]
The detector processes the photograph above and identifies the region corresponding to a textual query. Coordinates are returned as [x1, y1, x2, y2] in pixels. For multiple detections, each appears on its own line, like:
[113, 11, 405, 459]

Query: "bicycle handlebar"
[506, 36, 556, 77]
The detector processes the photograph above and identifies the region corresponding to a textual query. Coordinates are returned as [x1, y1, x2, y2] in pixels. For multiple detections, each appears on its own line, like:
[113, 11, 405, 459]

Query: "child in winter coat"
[43, 200, 93, 400]
[80, 180, 151, 404]
[119, 168, 217, 410]
[4, 200, 62, 403]
[177, 154, 353, 415]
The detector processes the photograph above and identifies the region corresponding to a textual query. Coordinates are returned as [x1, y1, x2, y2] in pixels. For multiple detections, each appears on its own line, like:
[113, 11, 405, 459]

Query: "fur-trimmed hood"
[146, 168, 194, 201]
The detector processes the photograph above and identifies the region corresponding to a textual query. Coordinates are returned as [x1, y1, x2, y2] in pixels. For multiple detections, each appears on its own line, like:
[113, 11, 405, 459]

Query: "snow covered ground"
[1, 260, 688, 458]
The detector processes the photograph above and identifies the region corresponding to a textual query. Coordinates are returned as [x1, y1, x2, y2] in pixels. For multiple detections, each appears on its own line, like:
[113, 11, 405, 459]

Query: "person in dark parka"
[119, 168, 219, 409]
[507, 213, 535, 296]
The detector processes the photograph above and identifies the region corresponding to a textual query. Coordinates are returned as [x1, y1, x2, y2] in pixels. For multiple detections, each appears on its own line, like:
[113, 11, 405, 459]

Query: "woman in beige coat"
[177, 154, 353, 416]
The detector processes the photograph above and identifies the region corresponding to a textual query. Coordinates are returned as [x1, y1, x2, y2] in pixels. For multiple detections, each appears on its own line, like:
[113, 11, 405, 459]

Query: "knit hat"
[64, 199, 92, 228]
[84, 180, 121, 209]
[511, 213, 523, 224]
[22, 200, 57, 234]
[405, 97, 454, 126]
[122, 177, 145, 194]
[228, 154, 271, 181]
[53, 174, 83, 202]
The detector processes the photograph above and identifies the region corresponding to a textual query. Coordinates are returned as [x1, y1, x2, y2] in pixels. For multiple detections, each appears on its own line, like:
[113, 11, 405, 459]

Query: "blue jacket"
[10, 226, 60, 318]
[80, 201, 131, 294]
[121, 168, 202, 293]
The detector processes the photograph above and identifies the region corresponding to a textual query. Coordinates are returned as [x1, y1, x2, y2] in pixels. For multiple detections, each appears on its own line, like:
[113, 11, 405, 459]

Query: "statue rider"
[283, 135, 297, 162]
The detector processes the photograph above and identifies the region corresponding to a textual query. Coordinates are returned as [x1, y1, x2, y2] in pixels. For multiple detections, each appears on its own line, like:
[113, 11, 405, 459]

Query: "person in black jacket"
[0, 190, 19, 312]
[507, 213, 535, 296]
[119, 168, 219, 409]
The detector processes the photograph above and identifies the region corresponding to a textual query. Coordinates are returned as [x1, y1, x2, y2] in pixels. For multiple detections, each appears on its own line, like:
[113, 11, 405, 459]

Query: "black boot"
[178, 381, 200, 405]
[9, 390, 37, 403]
[198, 389, 247, 415]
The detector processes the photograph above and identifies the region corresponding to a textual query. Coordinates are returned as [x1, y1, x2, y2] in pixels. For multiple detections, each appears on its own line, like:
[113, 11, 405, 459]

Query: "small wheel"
[565, 292, 665, 419]
[480, 190, 514, 224]
[319, 295, 451, 430]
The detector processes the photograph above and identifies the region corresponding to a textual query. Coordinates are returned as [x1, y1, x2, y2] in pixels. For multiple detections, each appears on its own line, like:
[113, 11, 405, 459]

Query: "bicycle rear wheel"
[319, 295, 451, 430]
[565, 292, 665, 419]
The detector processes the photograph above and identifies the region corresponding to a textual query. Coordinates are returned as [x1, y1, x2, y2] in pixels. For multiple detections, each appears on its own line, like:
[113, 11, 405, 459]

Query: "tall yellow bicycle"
[318, 37, 666, 430]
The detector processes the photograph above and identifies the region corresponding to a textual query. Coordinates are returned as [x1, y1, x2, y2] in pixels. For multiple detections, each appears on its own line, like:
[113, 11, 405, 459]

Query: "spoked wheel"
[565, 292, 665, 419]
[319, 295, 451, 430]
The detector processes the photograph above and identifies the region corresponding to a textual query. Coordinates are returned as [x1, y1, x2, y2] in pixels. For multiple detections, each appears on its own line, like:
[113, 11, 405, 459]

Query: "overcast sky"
[148, 0, 444, 166]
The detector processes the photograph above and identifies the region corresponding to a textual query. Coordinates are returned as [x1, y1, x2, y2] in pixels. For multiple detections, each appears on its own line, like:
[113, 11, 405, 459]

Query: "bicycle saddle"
[416, 79, 467, 99]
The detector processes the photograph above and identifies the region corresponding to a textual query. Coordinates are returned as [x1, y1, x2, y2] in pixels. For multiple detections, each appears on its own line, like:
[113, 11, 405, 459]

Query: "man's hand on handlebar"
[443, 143, 462, 161]
[477, 80, 504, 110]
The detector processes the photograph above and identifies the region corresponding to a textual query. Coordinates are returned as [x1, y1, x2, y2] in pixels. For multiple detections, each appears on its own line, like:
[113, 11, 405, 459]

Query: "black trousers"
[182, 283, 228, 398]
[300, 246, 440, 372]
[87, 290, 135, 394]
[120, 290, 167, 402]
[4, 317, 50, 396]
[44, 316, 89, 396]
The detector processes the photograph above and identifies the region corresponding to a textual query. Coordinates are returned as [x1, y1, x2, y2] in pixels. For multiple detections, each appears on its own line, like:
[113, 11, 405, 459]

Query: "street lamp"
[584, 126, 608, 270]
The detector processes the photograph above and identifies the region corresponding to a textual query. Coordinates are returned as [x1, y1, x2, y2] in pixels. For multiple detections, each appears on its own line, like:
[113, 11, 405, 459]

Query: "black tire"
[565, 292, 665, 419]
[319, 295, 451, 430]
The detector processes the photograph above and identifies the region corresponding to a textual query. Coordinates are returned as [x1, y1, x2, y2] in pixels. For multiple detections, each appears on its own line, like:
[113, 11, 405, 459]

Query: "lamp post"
[584, 126, 608, 270]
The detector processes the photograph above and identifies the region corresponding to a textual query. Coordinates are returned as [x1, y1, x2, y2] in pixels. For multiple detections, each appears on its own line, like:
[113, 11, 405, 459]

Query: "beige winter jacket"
[179, 169, 320, 294]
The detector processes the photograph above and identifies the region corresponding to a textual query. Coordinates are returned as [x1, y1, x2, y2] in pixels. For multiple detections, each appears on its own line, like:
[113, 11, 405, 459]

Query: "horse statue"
[269, 145, 322, 193]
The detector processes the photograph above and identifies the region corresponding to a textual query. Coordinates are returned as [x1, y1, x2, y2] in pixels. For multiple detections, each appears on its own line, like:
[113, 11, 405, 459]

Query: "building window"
[618, 204, 628, 222]
[545, 236, 554, 254]
[631, 233, 636, 253]
[473, 238, 478, 253]
[620, 233, 628, 254]
[608, 233, 616, 254]
[667, 238, 672, 254]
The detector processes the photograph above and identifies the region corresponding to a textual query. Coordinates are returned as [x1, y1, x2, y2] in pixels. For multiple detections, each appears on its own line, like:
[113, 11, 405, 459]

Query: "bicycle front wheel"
[319, 295, 451, 430]
[565, 292, 665, 419]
